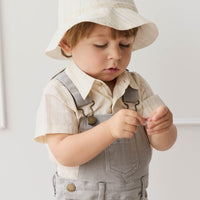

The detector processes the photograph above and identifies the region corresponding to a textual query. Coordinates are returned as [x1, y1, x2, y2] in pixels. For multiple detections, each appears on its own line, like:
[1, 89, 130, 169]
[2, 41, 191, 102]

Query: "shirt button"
[97, 82, 103, 86]
[66, 183, 76, 192]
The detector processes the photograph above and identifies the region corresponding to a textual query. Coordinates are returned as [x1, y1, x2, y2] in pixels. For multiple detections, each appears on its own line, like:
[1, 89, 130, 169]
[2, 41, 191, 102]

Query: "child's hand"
[105, 109, 146, 139]
[146, 106, 173, 135]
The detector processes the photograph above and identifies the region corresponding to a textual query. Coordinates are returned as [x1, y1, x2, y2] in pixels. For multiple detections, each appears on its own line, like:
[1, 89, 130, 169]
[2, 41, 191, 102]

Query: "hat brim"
[45, 7, 159, 60]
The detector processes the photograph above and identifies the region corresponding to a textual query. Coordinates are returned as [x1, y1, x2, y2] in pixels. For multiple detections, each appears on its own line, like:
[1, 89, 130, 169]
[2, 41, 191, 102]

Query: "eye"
[119, 43, 130, 48]
[94, 44, 108, 48]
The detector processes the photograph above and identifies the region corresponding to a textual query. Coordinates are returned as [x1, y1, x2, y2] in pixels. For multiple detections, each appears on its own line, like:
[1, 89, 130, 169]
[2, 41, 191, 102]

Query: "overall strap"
[53, 69, 93, 108]
[123, 86, 138, 104]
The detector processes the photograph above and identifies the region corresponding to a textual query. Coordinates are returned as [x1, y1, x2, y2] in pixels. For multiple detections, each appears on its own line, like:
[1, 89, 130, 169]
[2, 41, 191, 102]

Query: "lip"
[104, 67, 120, 74]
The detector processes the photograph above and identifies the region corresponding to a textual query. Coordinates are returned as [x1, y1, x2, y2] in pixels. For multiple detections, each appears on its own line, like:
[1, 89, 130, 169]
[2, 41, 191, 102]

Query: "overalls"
[52, 71, 152, 200]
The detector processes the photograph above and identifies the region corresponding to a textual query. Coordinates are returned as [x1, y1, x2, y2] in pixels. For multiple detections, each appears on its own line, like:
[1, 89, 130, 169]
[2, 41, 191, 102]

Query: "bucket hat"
[45, 0, 159, 60]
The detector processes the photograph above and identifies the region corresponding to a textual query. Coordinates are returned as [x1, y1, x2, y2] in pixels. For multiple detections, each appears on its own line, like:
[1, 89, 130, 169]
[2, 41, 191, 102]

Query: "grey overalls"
[52, 71, 152, 200]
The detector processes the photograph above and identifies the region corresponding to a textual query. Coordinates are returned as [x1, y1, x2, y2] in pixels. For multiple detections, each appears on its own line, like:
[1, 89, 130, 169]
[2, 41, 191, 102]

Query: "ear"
[59, 40, 72, 55]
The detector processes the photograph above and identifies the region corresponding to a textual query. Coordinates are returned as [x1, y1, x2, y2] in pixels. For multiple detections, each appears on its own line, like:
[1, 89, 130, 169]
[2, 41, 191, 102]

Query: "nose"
[107, 45, 122, 60]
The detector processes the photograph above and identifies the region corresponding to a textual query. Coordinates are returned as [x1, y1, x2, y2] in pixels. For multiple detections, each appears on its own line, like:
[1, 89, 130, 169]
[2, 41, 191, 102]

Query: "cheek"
[122, 51, 132, 64]
[88, 50, 106, 64]
[73, 49, 105, 73]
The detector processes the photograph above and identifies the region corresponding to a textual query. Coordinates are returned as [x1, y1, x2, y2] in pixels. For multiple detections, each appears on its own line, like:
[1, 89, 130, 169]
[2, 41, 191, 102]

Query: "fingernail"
[147, 130, 151, 135]
[144, 121, 149, 127]
[152, 116, 156, 121]
[148, 124, 153, 129]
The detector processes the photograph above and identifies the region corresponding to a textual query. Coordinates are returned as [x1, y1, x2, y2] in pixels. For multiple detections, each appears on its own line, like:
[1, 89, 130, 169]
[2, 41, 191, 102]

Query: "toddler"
[35, 0, 177, 199]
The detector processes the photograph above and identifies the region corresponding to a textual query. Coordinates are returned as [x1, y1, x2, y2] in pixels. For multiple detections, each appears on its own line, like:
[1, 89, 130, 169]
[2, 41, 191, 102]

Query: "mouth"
[104, 67, 120, 74]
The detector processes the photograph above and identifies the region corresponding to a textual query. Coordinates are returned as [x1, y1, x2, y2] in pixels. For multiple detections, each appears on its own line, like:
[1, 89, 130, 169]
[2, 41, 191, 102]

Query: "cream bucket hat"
[45, 0, 159, 60]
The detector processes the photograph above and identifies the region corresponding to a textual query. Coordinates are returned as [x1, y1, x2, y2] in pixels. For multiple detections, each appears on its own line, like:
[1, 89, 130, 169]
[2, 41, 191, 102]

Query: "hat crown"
[58, 0, 137, 28]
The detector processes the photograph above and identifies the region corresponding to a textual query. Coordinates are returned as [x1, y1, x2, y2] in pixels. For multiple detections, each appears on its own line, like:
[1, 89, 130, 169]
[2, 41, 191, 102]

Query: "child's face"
[63, 24, 134, 84]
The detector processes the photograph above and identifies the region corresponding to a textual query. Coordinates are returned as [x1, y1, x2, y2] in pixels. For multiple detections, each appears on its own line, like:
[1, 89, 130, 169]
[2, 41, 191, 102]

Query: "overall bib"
[52, 71, 152, 200]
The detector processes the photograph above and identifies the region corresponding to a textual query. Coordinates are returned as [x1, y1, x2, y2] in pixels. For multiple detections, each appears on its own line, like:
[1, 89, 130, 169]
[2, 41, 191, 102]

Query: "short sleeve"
[134, 72, 166, 118]
[34, 81, 79, 143]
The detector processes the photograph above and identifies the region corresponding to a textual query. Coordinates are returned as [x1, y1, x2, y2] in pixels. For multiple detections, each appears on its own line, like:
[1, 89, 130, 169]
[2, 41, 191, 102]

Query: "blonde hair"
[60, 22, 138, 58]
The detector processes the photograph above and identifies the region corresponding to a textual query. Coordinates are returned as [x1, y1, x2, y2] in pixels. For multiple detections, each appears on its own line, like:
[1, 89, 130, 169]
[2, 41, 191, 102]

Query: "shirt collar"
[65, 61, 139, 99]
[117, 70, 139, 90]
[128, 70, 139, 90]
[65, 61, 95, 99]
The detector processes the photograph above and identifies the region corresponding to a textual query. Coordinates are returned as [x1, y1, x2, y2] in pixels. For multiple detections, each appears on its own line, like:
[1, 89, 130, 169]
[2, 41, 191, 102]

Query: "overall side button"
[66, 183, 76, 192]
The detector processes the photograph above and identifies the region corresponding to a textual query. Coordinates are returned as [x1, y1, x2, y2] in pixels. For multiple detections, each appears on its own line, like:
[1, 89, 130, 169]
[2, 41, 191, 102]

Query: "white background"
[0, 0, 199, 199]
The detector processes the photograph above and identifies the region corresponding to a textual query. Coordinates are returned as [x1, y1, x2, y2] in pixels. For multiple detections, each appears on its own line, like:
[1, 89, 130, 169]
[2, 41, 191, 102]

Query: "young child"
[35, 0, 177, 199]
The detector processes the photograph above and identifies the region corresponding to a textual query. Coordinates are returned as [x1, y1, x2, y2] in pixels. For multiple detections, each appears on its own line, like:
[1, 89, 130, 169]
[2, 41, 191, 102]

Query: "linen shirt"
[35, 61, 164, 178]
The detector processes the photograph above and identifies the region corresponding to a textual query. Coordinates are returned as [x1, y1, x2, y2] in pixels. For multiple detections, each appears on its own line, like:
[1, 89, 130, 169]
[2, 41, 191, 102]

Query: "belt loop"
[140, 176, 147, 200]
[98, 182, 106, 200]
[52, 174, 57, 196]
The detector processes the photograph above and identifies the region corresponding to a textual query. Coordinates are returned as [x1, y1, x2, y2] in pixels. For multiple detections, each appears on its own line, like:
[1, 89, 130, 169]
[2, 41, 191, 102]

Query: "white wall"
[0, 0, 199, 200]
[134, 1, 200, 199]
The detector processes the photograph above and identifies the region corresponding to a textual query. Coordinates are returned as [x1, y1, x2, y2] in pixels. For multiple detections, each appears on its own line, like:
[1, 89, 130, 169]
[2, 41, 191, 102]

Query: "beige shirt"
[35, 61, 164, 178]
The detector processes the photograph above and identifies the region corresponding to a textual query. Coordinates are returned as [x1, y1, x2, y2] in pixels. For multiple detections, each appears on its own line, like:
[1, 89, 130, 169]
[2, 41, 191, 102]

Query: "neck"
[104, 79, 116, 94]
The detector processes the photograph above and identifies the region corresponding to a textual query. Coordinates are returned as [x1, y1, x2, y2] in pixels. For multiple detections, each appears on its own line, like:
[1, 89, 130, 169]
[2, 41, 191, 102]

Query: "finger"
[146, 127, 170, 135]
[123, 124, 138, 134]
[149, 106, 168, 122]
[147, 113, 172, 129]
[147, 120, 171, 132]
[123, 130, 135, 138]
[125, 116, 140, 126]
[126, 109, 146, 125]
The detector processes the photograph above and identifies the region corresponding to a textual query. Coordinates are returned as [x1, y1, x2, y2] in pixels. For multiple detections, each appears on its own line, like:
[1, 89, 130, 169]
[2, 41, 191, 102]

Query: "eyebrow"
[89, 34, 108, 38]
[89, 34, 133, 40]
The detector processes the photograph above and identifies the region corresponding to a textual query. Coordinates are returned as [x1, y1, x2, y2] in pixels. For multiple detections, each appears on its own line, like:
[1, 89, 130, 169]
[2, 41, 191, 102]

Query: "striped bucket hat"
[45, 0, 159, 60]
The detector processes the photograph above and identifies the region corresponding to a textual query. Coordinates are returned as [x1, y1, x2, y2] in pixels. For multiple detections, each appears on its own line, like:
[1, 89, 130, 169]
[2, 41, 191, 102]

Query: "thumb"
[149, 106, 168, 122]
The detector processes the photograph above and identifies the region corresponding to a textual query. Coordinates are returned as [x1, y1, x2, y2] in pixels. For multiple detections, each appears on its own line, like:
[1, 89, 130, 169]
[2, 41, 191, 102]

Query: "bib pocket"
[105, 135, 139, 179]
